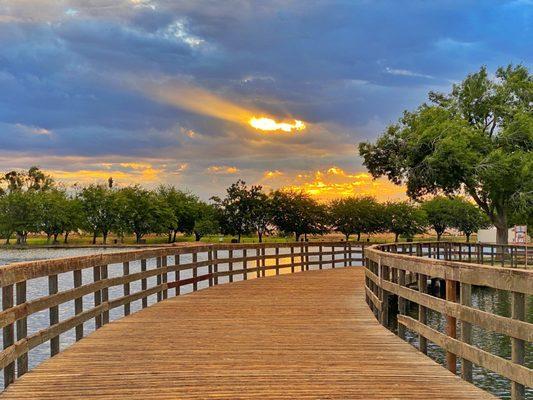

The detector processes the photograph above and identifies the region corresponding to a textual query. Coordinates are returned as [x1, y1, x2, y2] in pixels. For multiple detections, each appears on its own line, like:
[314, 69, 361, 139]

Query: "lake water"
[0, 247, 530, 399]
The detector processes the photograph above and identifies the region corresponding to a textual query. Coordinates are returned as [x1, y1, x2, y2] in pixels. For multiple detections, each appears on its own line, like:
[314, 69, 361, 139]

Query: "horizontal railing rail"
[0, 241, 364, 389]
[364, 241, 532, 400]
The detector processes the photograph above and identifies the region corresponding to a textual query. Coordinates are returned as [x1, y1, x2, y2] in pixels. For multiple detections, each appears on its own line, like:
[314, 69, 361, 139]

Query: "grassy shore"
[0, 233, 473, 247]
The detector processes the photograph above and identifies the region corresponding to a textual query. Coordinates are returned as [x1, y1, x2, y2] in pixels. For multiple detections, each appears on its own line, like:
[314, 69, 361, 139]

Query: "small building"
[477, 226, 529, 244]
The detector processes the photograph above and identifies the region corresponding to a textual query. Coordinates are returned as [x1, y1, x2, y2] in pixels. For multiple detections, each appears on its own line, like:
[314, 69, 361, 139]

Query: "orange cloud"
[265, 166, 406, 202]
[207, 165, 239, 174]
[49, 162, 163, 186]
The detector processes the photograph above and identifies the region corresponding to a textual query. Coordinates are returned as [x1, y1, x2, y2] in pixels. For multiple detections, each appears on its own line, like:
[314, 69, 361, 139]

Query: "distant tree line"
[0, 168, 492, 245]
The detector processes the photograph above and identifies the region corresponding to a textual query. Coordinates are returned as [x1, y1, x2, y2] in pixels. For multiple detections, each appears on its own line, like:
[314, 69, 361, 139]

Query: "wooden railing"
[0, 241, 363, 389]
[364, 242, 532, 400]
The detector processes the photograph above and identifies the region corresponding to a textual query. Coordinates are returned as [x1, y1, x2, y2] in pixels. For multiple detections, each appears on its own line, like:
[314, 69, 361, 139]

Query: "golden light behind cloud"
[263, 166, 407, 203]
[249, 117, 306, 133]
[140, 79, 306, 134]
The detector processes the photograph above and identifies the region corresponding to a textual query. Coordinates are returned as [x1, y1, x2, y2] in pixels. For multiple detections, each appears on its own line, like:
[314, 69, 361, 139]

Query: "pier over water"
[0, 242, 530, 399]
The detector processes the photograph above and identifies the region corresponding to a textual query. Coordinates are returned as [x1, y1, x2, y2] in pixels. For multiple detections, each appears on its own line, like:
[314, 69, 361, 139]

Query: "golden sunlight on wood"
[249, 117, 306, 133]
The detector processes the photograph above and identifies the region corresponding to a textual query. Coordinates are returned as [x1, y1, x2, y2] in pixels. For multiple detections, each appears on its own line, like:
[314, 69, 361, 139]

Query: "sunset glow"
[249, 117, 306, 133]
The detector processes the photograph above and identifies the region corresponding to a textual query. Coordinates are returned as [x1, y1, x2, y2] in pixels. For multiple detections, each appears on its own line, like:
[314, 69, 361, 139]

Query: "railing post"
[49, 274, 60, 356]
[213, 248, 219, 285]
[290, 245, 295, 273]
[123, 261, 131, 316]
[261, 245, 266, 277]
[192, 252, 198, 290]
[141, 259, 148, 308]
[93, 265, 102, 328]
[301, 243, 306, 271]
[511, 290, 526, 400]
[3, 284, 15, 388]
[15, 281, 28, 377]
[208, 249, 213, 287]
[379, 260, 390, 327]
[156, 257, 163, 301]
[256, 247, 261, 278]
[397, 268, 406, 340]
[460, 281, 472, 382]
[445, 279, 457, 374]
[73, 269, 83, 341]
[418, 273, 428, 354]
[331, 245, 335, 268]
[100, 265, 109, 324]
[318, 244, 323, 269]
[275, 247, 280, 275]
[162, 256, 168, 299]
[243, 249, 248, 280]
[174, 254, 180, 295]
[228, 249, 233, 283]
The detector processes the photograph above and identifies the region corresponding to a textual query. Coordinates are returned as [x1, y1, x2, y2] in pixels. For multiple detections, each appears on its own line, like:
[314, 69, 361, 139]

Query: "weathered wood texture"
[0, 269, 491, 399]
[0, 241, 361, 387]
[364, 242, 533, 400]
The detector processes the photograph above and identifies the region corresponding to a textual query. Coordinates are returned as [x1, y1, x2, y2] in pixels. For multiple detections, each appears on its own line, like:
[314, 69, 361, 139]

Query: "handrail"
[0, 241, 363, 389]
[364, 241, 532, 400]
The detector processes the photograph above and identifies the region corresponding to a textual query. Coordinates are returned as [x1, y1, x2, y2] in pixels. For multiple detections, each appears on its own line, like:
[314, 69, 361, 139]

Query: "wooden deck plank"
[1, 268, 493, 399]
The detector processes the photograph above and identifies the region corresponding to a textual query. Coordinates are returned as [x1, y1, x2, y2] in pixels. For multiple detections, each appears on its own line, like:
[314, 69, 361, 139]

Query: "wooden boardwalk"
[0, 268, 493, 399]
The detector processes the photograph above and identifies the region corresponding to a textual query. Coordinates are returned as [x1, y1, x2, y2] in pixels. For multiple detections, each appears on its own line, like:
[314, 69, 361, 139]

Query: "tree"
[38, 189, 70, 244]
[116, 186, 175, 243]
[211, 180, 255, 242]
[450, 198, 490, 242]
[62, 197, 84, 244]
[359, 65, 532, 244]
[0, 190, 41, 244]
[157, 186, 198, 242]
[79, 184, 117, 244]
[270, 190, 328, 241]
[192, 202, 219, 241]
[420, 196, 457, 241]
[1, 167, 54, 193]
[247, 188, 273, 242]
[384, 201, 427, 242]
[329, 196, 382, 241]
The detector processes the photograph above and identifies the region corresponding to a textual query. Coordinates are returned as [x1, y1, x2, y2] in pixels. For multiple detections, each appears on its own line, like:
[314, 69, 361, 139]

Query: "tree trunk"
[437, 232, 442, 241]
[102, 231, 108, 245]
[5, 235, 10, 245]
[195, 232, 201, 241]
[357, 232, 361, 242]
[135, 232, 142, 244]
[394, 233, 399, 242]
[53, 233, 59, 244]
[466, 233, 471, 242]
[295, 233, 300, 242]
[237, 233, 241, 243]
[92, 232, 97, 245]
[493, 211, 508, 245]
[172, 230, 177, 243]
[64, 231, 69, 244]
[258, 232, 263, 243]
[345, 233, 350, 241]
[168, 231, 173, 243]
[46, 234, 51, 244]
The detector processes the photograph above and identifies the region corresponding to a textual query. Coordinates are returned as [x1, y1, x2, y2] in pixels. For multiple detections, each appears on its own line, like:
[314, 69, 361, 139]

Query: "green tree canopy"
[270, 190, 328, 241]
[360, 65, 532, 244]
[384, 201, 427, 242]
[420, 196, 457, 241]
[449, 197, 490, 242]
[328, 196, 382, 240]
[79, 184, 117, 244]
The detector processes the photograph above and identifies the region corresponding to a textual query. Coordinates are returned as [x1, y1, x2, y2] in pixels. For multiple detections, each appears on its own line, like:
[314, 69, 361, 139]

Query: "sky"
[0, 0, 531, 202]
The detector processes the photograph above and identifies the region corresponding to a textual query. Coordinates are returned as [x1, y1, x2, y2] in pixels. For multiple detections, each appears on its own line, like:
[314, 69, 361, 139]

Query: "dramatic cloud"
[0, 1, 531, 200]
